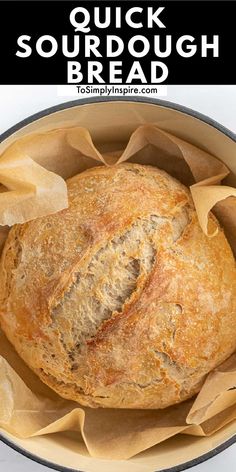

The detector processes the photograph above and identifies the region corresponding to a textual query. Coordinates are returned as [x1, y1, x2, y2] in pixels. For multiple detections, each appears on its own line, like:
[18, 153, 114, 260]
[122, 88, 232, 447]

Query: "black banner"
[0, 1, 235, 85]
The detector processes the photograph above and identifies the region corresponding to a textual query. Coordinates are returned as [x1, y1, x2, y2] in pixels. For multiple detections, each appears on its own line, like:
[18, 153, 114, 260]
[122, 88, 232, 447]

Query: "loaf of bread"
[1, 163, 236, 409]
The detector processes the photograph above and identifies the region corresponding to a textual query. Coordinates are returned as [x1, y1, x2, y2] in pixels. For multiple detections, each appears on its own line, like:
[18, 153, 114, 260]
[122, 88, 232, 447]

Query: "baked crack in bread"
[1, 163, 236, 409]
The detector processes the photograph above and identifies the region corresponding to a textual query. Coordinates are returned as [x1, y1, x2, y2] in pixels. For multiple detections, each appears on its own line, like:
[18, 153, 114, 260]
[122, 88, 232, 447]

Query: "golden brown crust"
[1, 163, 236, 409]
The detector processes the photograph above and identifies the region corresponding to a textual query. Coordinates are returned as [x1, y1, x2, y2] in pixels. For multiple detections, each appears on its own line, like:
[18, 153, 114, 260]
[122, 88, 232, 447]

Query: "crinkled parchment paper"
[1, 124, 236, 460]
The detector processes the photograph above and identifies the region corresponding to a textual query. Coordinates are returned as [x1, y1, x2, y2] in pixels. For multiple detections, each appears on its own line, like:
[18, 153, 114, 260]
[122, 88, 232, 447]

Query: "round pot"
[0, 97, 236, 472]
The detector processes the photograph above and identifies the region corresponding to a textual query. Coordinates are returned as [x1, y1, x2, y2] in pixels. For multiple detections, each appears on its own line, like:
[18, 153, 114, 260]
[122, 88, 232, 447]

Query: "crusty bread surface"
[1, 163, 236, 409]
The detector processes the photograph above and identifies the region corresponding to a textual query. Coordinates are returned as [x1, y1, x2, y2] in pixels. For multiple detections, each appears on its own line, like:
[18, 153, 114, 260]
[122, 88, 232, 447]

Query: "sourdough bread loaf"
[1, 163, 236, 409]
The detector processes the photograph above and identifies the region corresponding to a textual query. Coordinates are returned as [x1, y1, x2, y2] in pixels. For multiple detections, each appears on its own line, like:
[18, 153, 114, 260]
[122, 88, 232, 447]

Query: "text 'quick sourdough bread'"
[1, 163, 236, 409]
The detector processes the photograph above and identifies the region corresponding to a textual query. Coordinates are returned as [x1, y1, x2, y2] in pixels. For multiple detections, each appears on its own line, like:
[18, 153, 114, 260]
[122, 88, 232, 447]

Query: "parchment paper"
[1, 123, 236, 460]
